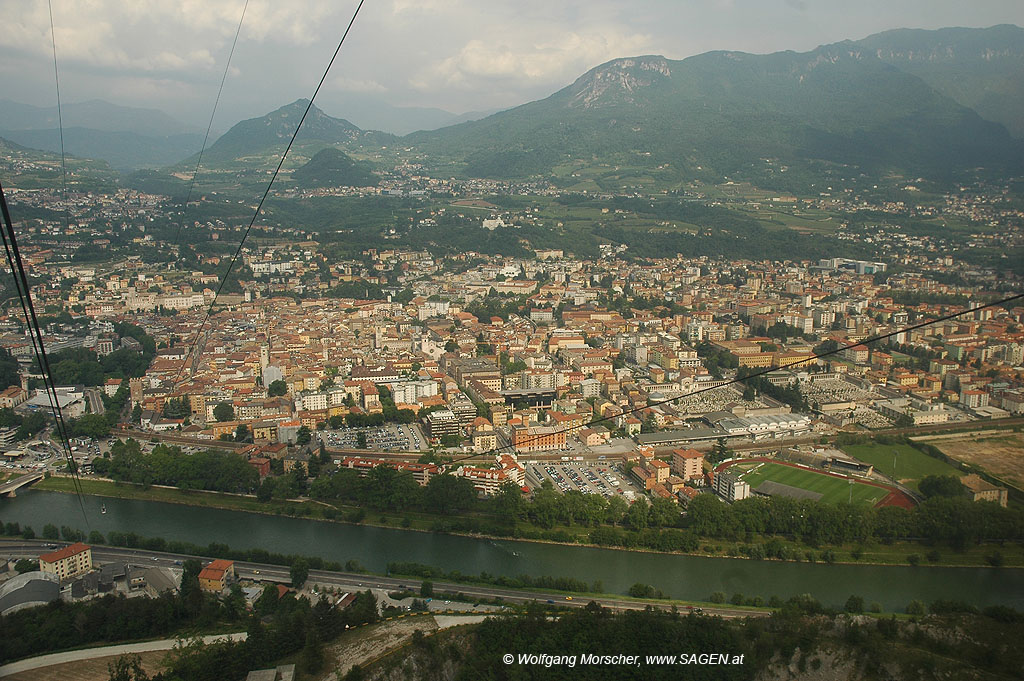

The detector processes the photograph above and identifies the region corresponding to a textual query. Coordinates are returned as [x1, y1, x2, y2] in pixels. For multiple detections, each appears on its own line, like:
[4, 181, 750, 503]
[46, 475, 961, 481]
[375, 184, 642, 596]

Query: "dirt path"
[0, 633, 246, 680]
[318, 615, 439, 681]
[2, 651, 168, 681]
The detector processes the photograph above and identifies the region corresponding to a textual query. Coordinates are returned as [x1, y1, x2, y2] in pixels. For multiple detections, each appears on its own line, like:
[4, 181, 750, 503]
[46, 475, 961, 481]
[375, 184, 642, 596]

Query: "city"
[0, 4, 1022, 681]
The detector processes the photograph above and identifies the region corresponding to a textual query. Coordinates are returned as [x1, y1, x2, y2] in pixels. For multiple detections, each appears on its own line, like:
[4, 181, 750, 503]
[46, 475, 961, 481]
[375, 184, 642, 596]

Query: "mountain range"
[3, 25, 1022, 183]
[0, 99, 204, 169]
[403, 25, 1024, 183]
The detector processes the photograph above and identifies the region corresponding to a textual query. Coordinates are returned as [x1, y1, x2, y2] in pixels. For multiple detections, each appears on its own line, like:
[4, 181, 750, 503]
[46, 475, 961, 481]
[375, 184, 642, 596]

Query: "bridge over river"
[0, 471, 43, 497]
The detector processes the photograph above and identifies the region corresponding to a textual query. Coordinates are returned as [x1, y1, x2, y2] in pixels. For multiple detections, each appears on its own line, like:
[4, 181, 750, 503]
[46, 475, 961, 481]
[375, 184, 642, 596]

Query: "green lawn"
[839, 443, 962, 491]
[738, 463, 888, 505]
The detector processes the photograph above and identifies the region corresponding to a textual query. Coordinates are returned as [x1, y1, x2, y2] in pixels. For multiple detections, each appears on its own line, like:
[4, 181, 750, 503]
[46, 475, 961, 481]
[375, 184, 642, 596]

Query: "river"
[3, 489, 1022, 611]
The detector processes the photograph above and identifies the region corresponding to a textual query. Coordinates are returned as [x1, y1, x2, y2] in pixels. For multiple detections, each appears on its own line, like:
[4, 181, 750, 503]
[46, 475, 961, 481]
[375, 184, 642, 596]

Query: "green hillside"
[292, 147, 377, 188]
[856, 24, 1024, 137]
[405, 42, 1023, 183]
[191, 99, 394, 167]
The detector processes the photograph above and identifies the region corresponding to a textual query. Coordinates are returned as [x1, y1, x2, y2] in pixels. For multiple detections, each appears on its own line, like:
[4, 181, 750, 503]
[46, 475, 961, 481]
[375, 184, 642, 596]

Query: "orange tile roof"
[40, 542, 90, 563]
[199, 559, 234, 581]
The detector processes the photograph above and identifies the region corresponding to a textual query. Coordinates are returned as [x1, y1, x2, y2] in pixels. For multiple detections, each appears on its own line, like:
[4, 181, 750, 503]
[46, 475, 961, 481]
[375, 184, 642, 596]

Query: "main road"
[0, 539, 764, 619]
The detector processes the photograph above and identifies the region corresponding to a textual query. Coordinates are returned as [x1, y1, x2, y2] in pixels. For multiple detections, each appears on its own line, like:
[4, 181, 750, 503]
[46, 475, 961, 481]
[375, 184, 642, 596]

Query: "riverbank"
[33, 475, 1024, 569]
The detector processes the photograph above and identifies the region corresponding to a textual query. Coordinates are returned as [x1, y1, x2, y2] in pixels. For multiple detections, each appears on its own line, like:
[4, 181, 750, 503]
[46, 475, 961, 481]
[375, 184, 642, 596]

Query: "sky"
[2, 0, 1023, 133]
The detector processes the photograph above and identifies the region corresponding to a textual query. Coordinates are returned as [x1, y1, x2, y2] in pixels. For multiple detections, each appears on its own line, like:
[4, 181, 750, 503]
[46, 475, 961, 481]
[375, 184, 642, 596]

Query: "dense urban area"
[1, 17, 1024, 681]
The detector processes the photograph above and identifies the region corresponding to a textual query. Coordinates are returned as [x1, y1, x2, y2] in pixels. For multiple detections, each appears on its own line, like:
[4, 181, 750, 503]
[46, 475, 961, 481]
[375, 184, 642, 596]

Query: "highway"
[0, 539, 767, 620]
[85, 388, 105, 418]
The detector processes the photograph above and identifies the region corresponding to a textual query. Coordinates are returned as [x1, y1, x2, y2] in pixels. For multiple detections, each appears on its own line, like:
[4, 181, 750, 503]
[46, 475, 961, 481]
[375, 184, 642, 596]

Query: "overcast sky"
[2, 0, 1023, 131]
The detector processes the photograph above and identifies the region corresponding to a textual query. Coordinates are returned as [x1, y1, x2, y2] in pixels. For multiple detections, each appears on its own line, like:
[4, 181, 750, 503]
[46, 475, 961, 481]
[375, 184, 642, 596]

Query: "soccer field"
[738, 462, 889, 505]
[839, 442, 961, 491]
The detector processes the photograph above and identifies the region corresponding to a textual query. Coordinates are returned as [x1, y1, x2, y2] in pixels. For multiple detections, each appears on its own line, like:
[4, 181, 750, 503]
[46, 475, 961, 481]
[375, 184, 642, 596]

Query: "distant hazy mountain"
[855, 24, 1024, 137]
[327, 97, 499, 135]
[404, 29, 1022, 181]
[0, 99, 204, 169]
[0, 99, 198, 136]
[0, 127, 203, 170]
[194, 99, 395, 166]
[292, 148, 377, 187]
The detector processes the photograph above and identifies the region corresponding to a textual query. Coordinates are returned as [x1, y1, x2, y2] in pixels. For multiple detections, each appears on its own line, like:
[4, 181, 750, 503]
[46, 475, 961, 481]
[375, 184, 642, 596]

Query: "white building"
[714, 471, 750, 502]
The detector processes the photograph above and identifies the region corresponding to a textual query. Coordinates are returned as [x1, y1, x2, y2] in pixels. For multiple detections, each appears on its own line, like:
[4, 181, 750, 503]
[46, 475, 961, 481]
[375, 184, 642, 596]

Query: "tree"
[255, 583, 281, 617]
[234, 424, 250, 443]
[648, 497, 680, 528]
[14, 558, 38, 574]
[440, 433, 463, 448]
[162, 397, 189, 419]
[628, 583, 660, 599]
[107, 654, 150, 681]
[626, 501, 649, 530]
[267, 379, 288, 397]
[296, 426, 312, 446]
[844, 595, 865, 613]
[420, 581, 434, 597]
[71, 413, 112, 439]
[491, 482, 524, 522]
[42, 523, 59, 540]
[0, 348, 20, 390]
[709, 438, 731, 465]
[257, 479, 274, 503]
[300, 629, 323, 674]
[424, 474, 477, 514]
[290, 557, 310, 588]
[605, 496, 628, 525]
[919, 475, 965, 499]
[180, 559, 203, 612]
[131, 404, 142, 424]
[213, 402, 235, 422]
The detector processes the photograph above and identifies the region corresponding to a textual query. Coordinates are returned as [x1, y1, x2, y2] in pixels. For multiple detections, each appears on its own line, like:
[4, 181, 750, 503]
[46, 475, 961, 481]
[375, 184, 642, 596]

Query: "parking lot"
[320, 423, 427, 451]
[525, 461, 643, 498]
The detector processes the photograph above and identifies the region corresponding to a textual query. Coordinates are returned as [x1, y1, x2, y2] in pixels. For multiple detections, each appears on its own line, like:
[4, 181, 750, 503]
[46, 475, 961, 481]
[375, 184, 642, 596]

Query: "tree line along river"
[2, 489, 1022, 611]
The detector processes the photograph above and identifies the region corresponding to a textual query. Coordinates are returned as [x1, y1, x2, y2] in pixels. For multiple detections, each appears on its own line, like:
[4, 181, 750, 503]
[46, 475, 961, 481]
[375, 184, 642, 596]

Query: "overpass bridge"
[0, 471, 44, 497]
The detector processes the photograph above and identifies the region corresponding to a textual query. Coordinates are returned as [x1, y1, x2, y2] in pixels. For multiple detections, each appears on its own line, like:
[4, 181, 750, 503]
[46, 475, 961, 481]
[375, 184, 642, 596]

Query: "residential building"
[39, 542, 93, 581]
[671, 449, 704, 481]
[960, 474, 1008, 507]
[713, 471, 750, 502]
[198, 559, 235, 593]
[510, 424, 566, 452]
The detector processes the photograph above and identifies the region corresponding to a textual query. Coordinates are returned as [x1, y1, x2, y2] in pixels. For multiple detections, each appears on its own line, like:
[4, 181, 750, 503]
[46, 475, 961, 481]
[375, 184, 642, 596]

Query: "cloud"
[0, 0, 341, 74]
[413, 27, 653, 93]
[329, 76, 387, 93]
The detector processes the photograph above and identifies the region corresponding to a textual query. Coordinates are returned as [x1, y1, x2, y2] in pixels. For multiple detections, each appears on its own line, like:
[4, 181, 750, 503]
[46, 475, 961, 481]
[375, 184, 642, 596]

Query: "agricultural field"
[916, 431, 1024, 491]
[733, 461, 889, 506]
[839, 442, 962, 491]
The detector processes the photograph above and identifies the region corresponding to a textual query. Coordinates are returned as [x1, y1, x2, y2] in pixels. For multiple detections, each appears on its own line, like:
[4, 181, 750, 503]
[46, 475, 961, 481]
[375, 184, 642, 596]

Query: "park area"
[731, 461, 890, 506]
[838, 442, 962, 491]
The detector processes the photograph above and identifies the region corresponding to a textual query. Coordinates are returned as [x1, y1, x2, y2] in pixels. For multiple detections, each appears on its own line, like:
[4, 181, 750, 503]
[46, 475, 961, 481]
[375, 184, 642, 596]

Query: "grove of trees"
[91, 439, 258, 493]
